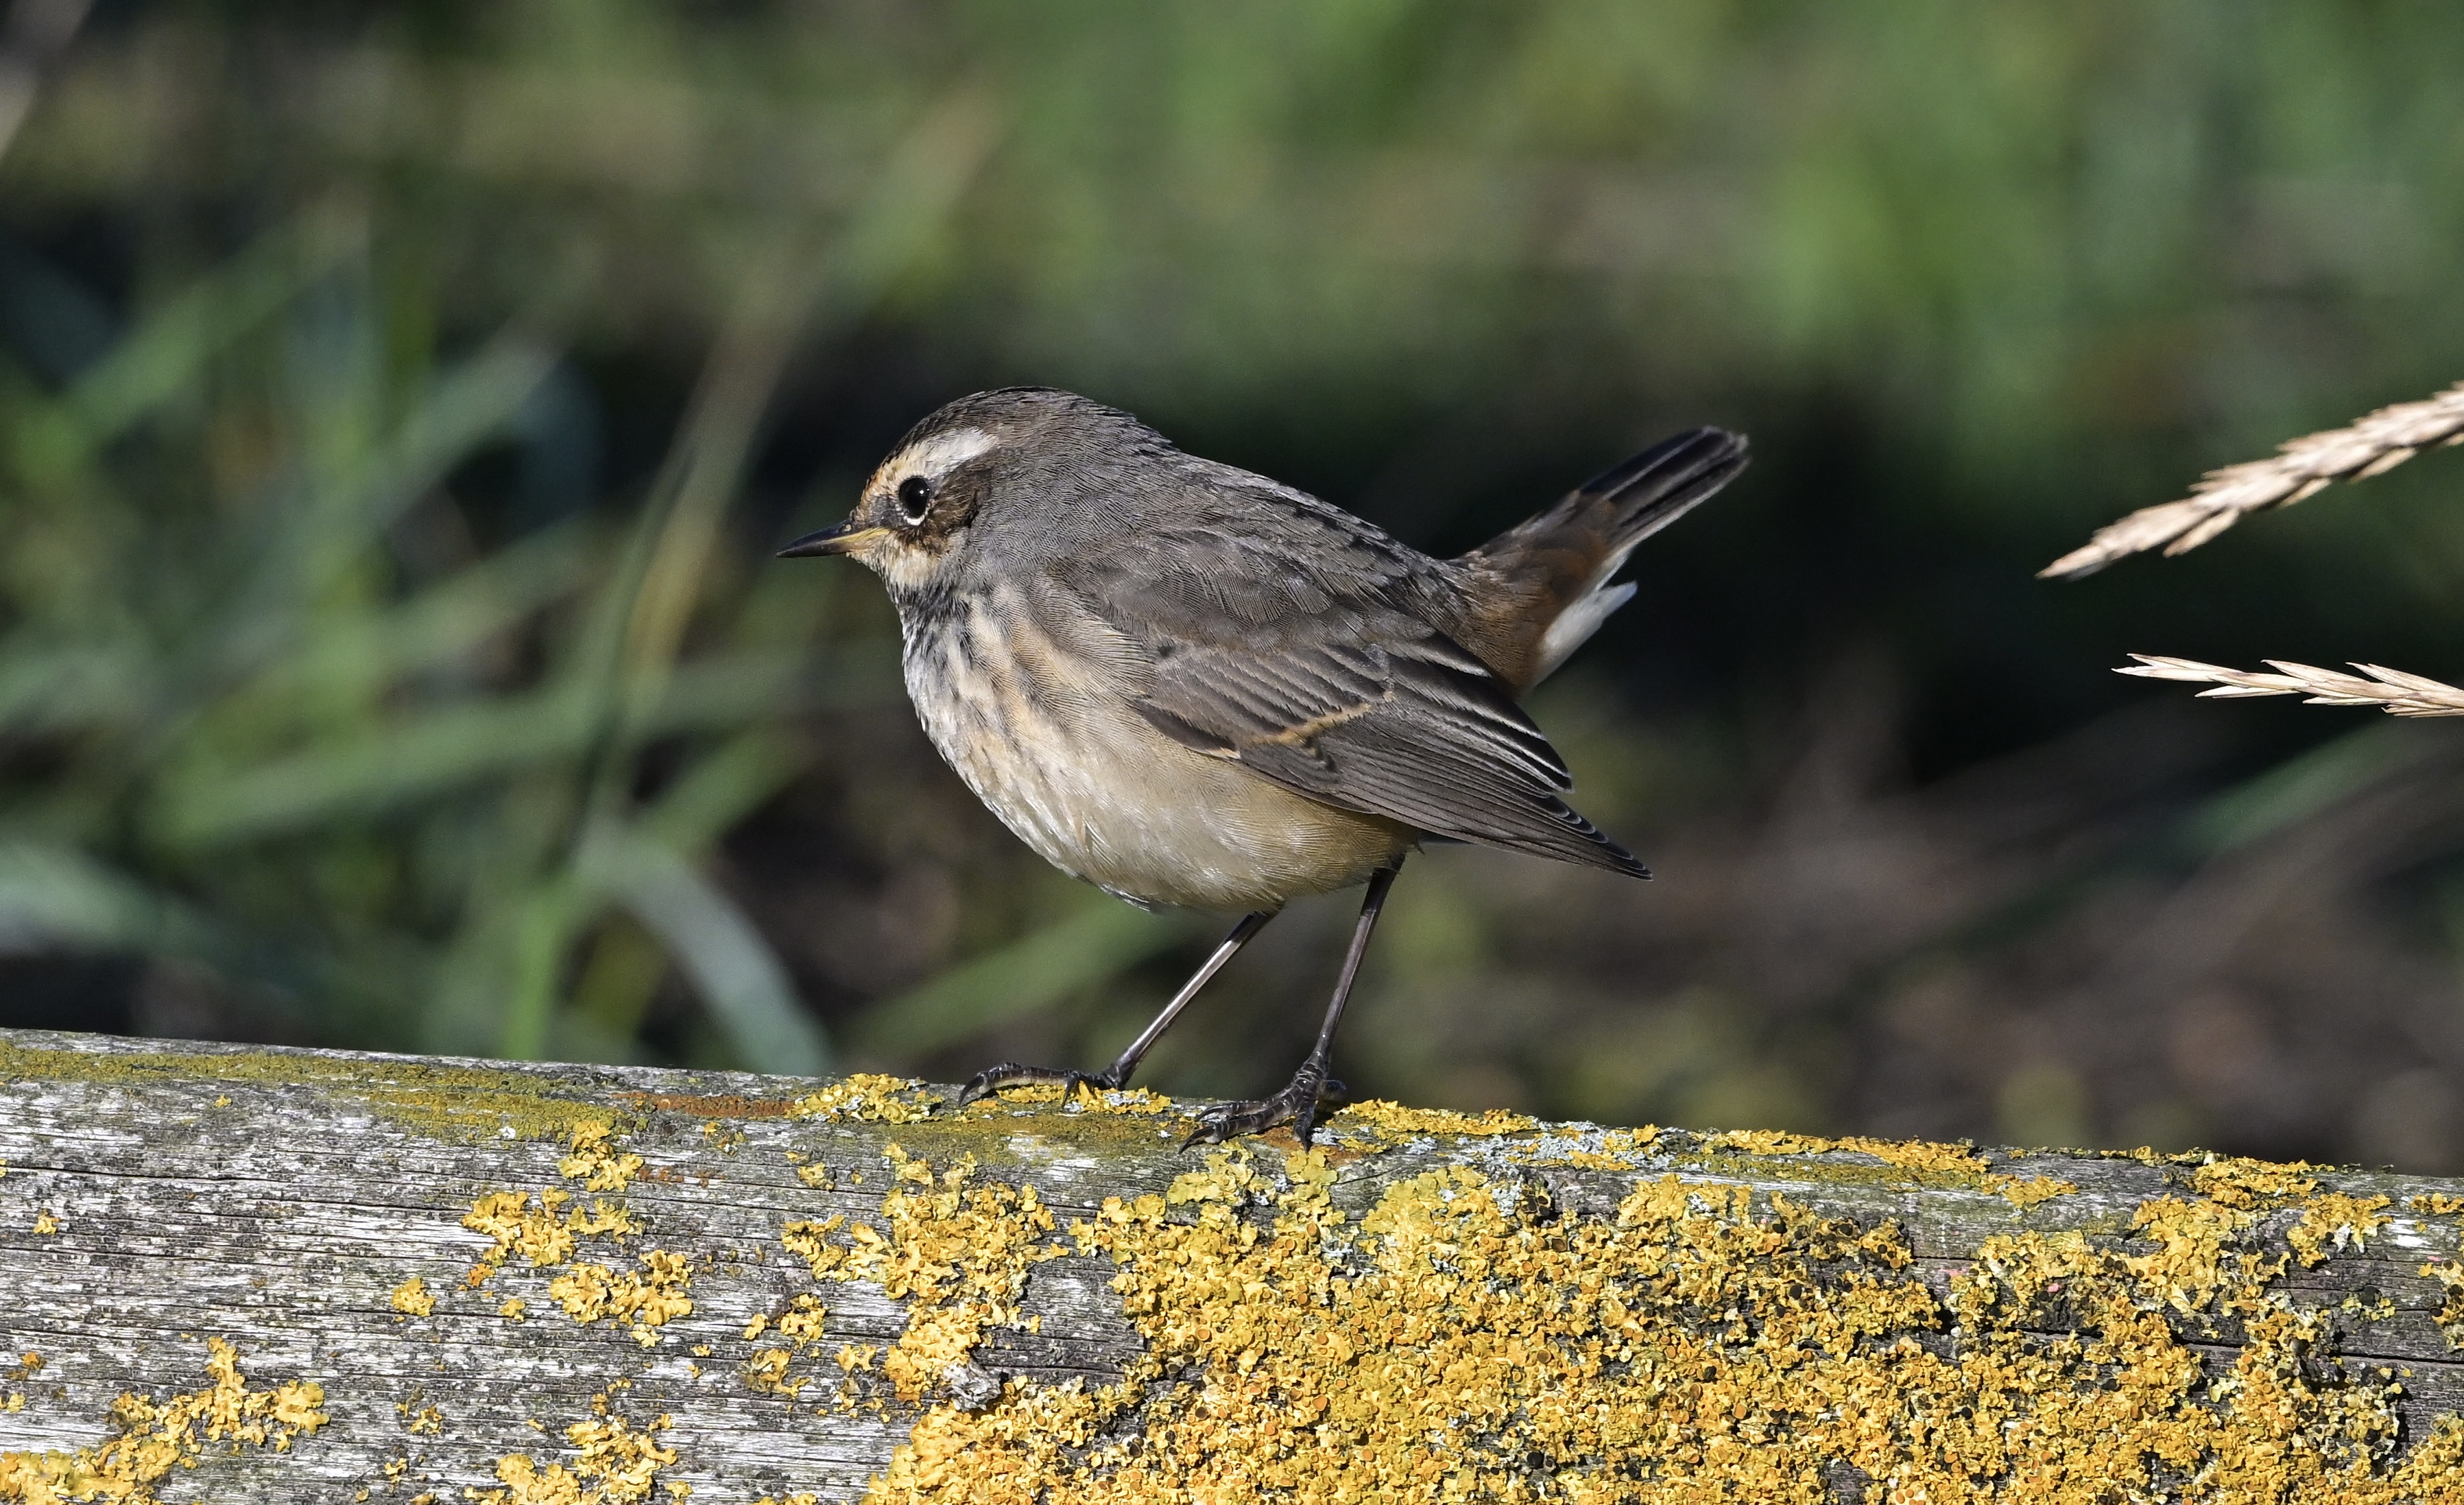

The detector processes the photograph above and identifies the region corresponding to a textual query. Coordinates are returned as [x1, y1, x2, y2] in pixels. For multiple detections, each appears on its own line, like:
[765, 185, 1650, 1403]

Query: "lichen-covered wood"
[3, 1028, 2464, 1502]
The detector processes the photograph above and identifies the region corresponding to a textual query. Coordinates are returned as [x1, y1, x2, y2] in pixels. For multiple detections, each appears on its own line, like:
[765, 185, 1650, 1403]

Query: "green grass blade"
[636, 731, 806, 854]
[0, 641, 152, 737]
[845, 899, 1188, 1063]
[241, 334, 560, 637]
[152, 645, 894, 849]
[0, 840, 219, 956]
[595, 830, 830, 1078]
[235, 518, 593, 707]
[8, 206, 359, 489]
[2188, 723, 2425, 857]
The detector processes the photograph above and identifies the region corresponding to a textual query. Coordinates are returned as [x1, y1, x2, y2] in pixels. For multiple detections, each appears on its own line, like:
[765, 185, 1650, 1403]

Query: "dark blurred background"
[3, 1, 2462, 1169]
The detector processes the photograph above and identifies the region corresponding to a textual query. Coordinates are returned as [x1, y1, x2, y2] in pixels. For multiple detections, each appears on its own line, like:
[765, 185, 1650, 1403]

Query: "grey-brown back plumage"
[1055, 488, 1638, 874]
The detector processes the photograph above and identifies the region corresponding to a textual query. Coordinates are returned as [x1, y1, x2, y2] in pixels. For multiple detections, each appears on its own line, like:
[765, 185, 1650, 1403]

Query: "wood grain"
[2, 1027, 2462, 1502]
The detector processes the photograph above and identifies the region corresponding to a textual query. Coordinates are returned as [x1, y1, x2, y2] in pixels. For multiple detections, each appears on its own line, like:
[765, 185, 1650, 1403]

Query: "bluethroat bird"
[781, 389, 1746, 1145]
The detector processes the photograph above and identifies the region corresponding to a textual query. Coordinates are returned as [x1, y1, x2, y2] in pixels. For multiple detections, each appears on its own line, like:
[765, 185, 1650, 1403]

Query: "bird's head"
[778, 387, 1158, 598]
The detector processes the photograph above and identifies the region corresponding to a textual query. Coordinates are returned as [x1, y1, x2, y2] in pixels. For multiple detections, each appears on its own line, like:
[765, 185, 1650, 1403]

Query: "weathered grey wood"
[3, 1026, 2463, 1502]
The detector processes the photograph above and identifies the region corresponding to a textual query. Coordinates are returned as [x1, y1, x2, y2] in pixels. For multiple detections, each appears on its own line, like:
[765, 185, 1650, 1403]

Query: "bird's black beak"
[776, 519, 889, 558]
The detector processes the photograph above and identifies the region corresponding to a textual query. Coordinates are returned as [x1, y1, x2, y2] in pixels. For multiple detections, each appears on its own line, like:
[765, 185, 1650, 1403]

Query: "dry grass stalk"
[2042, 381, 2464, 578]
[2118, 654, 2464, 718]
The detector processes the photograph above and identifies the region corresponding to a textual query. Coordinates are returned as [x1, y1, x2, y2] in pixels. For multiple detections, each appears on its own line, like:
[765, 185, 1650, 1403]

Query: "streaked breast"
[898, 583, 1411, 910]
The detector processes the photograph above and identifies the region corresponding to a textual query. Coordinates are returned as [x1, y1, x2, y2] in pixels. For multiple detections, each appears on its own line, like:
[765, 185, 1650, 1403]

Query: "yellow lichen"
[2289, 1192, 2393, 1267]
[545, 1251, 695, 1347]
[1328, 1100, 1538, 1140]
[789, 1075, 937, 1124]
[1548, 1148, 1638, 1171]
[776, 1294, 828, 1346]
[0, 1340, 324, 1503]
[772, 1146, 1059, 1403]
[950, 1082, 1176, 1118]
[1852, 1137, 1991, 1176]
[2340, 1288, 2400, 1322]
[451, 1137, 690, 1349]
[29, 1211, 56, 1236]
[1987, 1174, 2079, 1209]
[968, 1082, 1069, 1105]
[2123, 1195, 2269, 1314]
[390, 1275, 436, 1317]
[1700, 1127, 1833, 1156]
[2408, 1193, 2464, 1216]
[2423, 1256, 2464, 1349]
[559, 1122, 644, 1194]
[955, 1082, 1180, 1115]
[744, 1348, 803, 1399]
[1964, 1225, 2104, 1312]
[501, 1298, 527, 1321]
[466, 1395, 676, 1505]
[2190, 1154, 2321, 1209]
[462, 1189, 637, 1286]
[1703, 1129, 1994, 1183]
[780, 1215, 849, 1281]
[739, 1292, 833, 1397]
[815, 1139, 2464, 1503]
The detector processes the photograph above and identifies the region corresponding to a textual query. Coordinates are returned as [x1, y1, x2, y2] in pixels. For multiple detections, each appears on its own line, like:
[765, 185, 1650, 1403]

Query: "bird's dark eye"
[896, 475, 931, 522]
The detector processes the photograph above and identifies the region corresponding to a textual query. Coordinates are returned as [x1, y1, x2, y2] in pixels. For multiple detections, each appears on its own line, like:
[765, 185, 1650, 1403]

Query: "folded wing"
[1053, 483, 1649, 878]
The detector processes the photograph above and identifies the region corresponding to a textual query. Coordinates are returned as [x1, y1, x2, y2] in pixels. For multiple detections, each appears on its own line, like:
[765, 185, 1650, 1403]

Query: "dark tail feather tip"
[1579, 426, 1749, 499]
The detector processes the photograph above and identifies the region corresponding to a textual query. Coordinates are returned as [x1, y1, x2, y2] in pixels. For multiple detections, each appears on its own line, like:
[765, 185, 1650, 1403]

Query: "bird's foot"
[1181, 1063, 1344, 1150]
[953, 1063, 1122, 1109]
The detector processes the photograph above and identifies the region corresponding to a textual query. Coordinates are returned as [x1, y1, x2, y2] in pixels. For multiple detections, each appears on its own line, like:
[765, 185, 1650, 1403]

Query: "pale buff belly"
[901, 604, 1413, 911]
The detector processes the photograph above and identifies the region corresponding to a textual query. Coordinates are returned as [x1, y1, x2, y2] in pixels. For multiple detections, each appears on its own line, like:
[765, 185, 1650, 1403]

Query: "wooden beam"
[2, 1026, 2462, 1502]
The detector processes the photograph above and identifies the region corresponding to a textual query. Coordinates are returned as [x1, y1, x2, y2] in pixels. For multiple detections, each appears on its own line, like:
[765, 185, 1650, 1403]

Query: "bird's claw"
[1180, 1064, 1339, 1150]
[953, 1063, 1116, 1109]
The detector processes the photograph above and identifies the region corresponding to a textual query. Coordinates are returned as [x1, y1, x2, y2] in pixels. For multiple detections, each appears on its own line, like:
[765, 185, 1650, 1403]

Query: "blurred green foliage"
[2, 1, 2462, 1165]
[0, 202, 865, 1069]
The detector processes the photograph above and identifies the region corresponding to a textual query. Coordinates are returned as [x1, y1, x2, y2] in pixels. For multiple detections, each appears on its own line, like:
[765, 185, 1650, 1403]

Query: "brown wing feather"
[1053, 488, 1647, 878]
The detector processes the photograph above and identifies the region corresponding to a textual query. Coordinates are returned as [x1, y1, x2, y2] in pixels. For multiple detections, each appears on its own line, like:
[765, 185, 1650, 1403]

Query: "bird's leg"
[953, 910, 1278, 1107]
[1184, 860, 1402, 1150]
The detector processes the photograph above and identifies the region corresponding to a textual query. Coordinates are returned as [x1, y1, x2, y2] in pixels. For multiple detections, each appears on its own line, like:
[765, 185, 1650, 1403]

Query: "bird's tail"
[1451, 427, 1748, 692]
